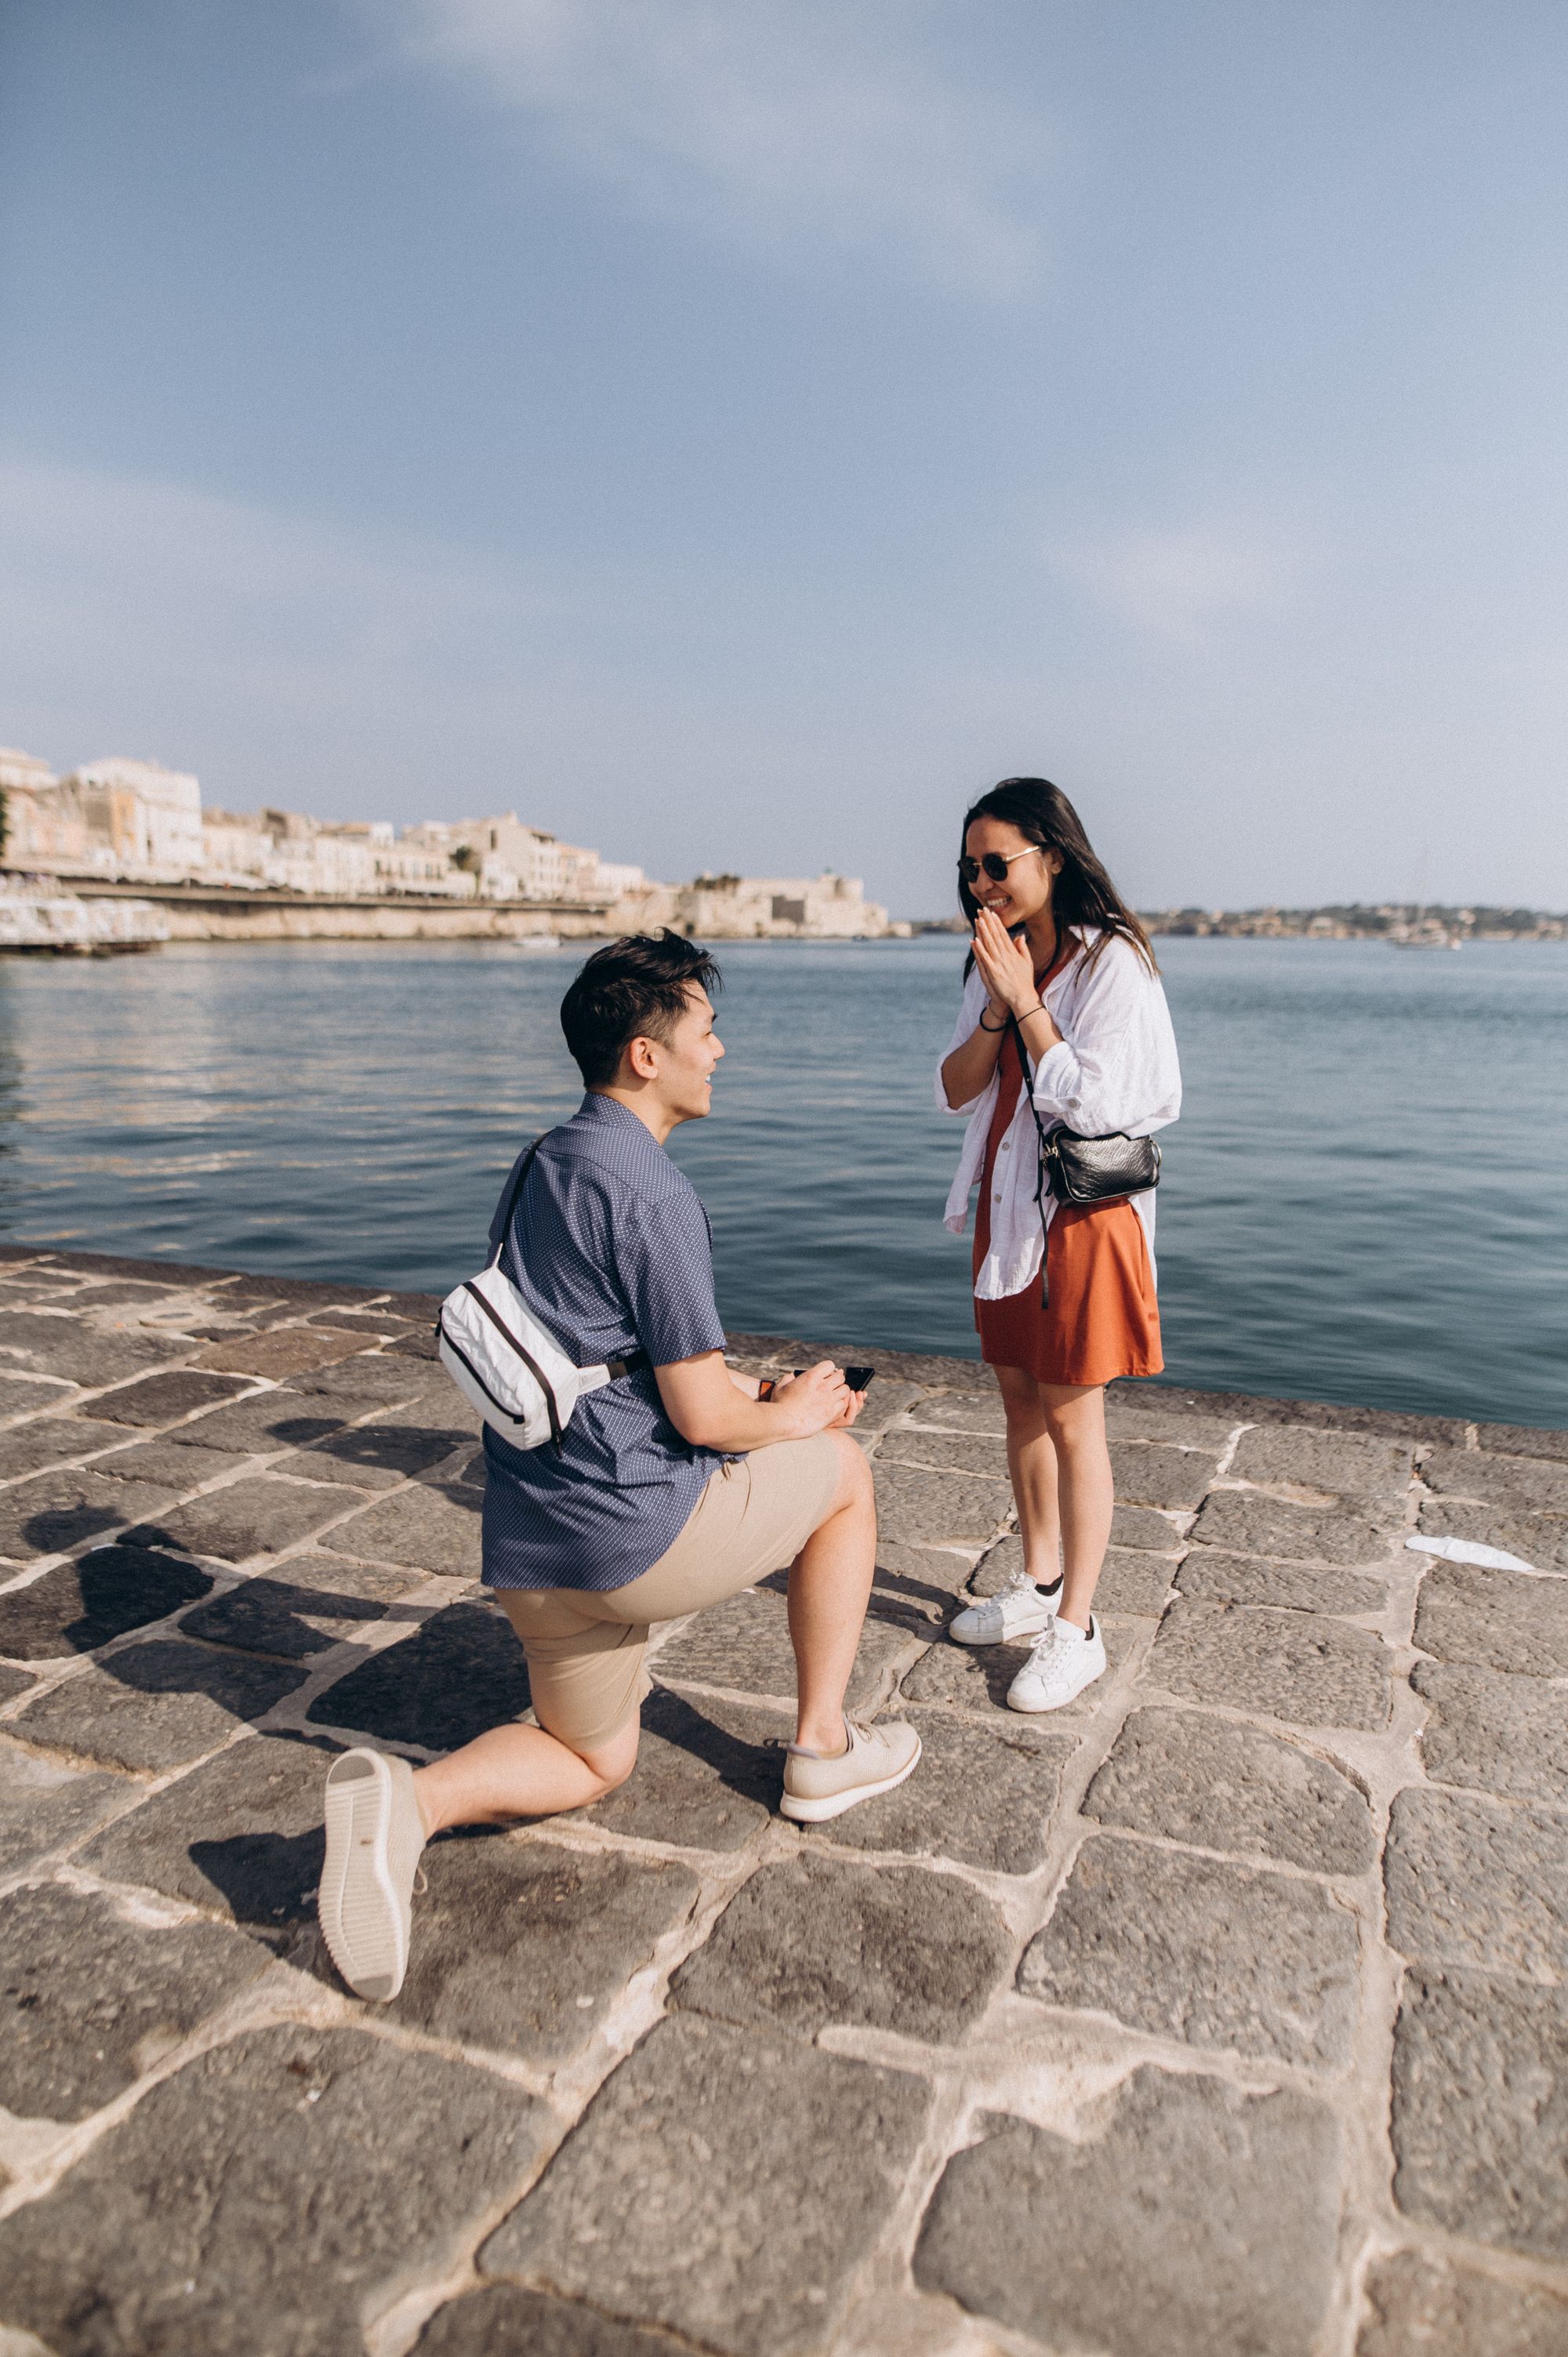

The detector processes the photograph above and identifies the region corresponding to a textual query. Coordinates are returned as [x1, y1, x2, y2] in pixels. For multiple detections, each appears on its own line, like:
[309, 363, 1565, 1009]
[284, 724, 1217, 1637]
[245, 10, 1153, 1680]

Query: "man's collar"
[577, 1091, 649, 1131]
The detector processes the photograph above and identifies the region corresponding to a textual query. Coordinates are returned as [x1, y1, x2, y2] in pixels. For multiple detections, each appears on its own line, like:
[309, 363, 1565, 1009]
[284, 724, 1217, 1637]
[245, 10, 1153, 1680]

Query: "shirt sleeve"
[1028, 941, 1182, 1136]
[614, 1189, 729, 1368]
[934, 964, 991, 1114]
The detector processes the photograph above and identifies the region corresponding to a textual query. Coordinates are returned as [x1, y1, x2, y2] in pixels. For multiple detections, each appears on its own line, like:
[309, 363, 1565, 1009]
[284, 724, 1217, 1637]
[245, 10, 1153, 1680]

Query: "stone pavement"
[0, 1248, 1564, 2357]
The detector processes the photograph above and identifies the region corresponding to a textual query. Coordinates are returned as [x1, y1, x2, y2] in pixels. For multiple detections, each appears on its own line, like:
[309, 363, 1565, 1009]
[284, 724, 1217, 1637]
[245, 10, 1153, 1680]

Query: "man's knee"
[822, 1427, 873, 1519]
[565, 1716, 641, 1796]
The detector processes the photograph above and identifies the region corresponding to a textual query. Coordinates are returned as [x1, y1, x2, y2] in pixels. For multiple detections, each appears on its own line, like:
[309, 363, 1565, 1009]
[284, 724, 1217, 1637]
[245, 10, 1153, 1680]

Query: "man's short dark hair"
[560, 931, 723, 1087]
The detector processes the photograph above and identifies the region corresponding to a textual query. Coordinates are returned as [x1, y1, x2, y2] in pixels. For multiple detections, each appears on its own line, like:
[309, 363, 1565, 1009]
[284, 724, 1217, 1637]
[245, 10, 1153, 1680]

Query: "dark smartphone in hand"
[843, 1365, 876, 1392]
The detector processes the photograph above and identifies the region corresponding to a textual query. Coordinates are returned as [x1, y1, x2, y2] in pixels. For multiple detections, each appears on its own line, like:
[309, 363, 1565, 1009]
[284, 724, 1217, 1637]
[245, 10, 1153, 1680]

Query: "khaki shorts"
[495, 1433, 843, 1752]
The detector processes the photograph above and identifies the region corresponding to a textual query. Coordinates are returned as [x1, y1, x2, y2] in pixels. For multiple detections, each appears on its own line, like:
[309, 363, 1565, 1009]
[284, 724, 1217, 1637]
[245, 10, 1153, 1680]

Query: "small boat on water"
[1387, 920, 1462, 950]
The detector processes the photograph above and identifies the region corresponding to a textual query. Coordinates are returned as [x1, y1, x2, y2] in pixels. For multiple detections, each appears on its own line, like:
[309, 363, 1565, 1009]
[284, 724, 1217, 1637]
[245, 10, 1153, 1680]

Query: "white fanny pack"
[436, 1137, 649, 1450]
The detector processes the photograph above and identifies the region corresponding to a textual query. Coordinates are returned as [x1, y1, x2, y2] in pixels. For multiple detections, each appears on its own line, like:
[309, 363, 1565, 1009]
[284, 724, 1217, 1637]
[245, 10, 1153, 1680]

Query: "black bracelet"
[978, 1008, 1008, 1032]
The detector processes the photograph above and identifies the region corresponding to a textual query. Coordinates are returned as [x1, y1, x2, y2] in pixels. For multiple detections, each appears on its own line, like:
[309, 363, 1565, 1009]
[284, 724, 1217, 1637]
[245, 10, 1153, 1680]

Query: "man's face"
[644, 984, 724, 1123]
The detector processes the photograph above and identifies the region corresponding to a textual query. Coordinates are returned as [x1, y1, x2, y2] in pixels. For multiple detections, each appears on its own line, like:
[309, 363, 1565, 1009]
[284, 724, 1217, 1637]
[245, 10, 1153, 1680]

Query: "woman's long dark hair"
[960, 777, 1157, 977]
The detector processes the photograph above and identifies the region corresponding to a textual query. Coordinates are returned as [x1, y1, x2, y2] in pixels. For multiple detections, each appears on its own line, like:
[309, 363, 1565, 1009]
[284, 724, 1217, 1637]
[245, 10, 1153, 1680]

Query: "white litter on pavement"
[1406, 1534, 1537, 1573]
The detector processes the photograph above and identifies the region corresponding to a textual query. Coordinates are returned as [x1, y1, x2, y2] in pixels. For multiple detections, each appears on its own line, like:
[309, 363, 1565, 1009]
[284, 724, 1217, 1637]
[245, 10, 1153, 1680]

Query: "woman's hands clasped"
[971, 906, 1043, 1020]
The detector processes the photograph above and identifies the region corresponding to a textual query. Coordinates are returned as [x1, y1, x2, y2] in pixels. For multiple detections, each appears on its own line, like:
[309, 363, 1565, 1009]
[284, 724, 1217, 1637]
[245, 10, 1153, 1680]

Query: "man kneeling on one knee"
[318, 931, 920, 2001]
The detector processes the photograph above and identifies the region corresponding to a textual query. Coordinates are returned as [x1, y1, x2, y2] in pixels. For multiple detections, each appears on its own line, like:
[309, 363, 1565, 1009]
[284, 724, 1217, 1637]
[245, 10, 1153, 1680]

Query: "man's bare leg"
[411, 1713, 639, 1836]
[786, 1431, 877, 1754]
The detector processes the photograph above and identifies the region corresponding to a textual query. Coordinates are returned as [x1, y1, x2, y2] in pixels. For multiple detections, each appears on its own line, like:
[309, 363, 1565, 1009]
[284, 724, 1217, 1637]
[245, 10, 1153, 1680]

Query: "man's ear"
[625, 1034, 659, 1081]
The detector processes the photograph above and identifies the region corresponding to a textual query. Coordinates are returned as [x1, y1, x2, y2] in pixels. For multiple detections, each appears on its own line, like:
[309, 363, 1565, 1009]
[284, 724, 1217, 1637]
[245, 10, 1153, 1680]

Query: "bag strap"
[487, 1133, 652, 1384]
[485, 1135, 547, 1271]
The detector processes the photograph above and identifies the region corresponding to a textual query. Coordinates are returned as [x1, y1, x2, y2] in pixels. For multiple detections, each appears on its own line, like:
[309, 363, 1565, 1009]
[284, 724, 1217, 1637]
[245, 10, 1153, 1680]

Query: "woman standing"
[937, 777, 1181, 1712]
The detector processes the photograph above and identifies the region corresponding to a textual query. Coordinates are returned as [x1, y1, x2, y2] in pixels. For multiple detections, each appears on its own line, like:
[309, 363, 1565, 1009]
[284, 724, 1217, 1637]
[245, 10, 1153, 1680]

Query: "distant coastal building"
[666, 870, 890, 939]
[0, 741, 895, 936]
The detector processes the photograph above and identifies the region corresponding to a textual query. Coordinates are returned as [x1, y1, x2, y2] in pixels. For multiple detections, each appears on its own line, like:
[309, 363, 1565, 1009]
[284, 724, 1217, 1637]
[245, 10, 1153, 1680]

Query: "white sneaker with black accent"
[1007, 1614, 1106, 1713]
[948, 1571, 1062, 1647]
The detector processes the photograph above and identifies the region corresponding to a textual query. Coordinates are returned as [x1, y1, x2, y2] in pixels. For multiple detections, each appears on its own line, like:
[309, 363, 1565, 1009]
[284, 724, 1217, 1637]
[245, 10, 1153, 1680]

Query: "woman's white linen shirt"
[935, 928, 1181, 1301]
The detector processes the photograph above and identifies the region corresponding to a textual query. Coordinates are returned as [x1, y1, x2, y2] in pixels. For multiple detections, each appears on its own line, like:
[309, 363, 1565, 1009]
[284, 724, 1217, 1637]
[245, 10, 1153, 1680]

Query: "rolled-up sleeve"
[1029, 942, 1181, 1136]
[935, 966, 990, 1114]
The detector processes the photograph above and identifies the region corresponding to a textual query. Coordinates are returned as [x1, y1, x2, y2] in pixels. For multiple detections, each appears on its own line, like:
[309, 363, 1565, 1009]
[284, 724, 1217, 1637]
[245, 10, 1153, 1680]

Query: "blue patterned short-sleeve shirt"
[479, 1092, 728, 1592]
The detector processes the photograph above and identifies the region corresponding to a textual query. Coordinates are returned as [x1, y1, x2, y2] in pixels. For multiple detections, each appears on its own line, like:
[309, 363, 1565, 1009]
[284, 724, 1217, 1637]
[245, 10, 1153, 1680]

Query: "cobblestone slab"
[161, 1391, 350, 1453]
[416, 2284, 691, 2356]
[9, 1637, 307, 1771]
[0, 1415, 141, 1480]
[1226, 1424, 1414, 1502]
[367, 1834, 702, 2064]
[1417, 1495, 1568, 1570]
[577, 1684, 785, 1849]
[0, 1734, 128, 1873]
[0, 1310, 184, 1386]
[480, 2013, 932, 2357]
[1422, 1444, 1568, 1512]
[1384, 1786, 1568, 1977]
[179, 1552, 423, 1659]
[328, 1477, 483, 1575]
[1414, 1660, 1568, 1804]
[2, 1255, 1565, 2357]
[672, 1853, 1011, 2039]
[816, 1706, 1069, 1873]
[0, 1468, 180, 1561]
[1414, 1560, 1568, 1676]
[1020, 1836, 1361, 2066]
[82, 1368, 256, 1425]
[0, 1543, 213, 1658]
[1083, 1705, 1377, 1872]
[1356, 2250, 1568, 2356]
[306, 1600, 531, 1751]
[0, 1375, 79, 1418]
[135, 1472, 363, 1563]
[870, 1462, 1013, 1545]
[1391, 1968, 1568, 2257]
[0, 2025, 552, 2357]
[654, 1585, 908, 1709]
[1190, 1488, 1399, 1562]
[1176, 1545, 1388, 1614]
[1473, 1421, 1568, 1463]
[914, 2071, 1342, 2357]
[1151, 1599, 1392, 1729]
[1109, 1437, 1218, 1506]
[80, 1731, 341, 1927]
[0, 1880, 271, 2120]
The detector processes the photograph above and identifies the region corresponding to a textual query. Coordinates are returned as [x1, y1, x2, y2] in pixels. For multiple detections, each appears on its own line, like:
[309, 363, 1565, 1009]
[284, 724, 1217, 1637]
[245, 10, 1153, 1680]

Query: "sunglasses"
[958, 845, 1044, 887]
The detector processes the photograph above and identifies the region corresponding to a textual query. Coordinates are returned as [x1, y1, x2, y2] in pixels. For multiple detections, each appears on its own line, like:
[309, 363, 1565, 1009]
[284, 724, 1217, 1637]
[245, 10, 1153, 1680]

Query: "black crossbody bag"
[1011, 1016, 1161, 1210]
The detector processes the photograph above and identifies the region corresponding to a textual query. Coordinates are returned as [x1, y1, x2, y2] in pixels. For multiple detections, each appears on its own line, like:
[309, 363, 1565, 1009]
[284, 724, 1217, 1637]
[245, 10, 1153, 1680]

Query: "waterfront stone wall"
[0, 1248, 1563, 2355]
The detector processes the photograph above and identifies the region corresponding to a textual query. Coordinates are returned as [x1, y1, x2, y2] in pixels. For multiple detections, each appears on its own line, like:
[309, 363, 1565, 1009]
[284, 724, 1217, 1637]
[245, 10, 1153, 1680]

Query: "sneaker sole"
[1006, 1658, 1106, 1714]
[779, 1733, 923, 1824]
[319, 1752, 408, 2002]
[949, 1608, 1057, 1648]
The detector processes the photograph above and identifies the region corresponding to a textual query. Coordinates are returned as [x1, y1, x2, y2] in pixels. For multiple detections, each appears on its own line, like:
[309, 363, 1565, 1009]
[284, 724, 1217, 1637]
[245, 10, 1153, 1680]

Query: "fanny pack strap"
[485, 1135, 651, 1383]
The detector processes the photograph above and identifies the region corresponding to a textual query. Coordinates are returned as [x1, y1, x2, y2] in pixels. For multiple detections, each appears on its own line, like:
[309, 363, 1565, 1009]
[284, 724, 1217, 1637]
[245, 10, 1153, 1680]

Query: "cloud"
[369, 0, 1048, 294]
[1054, 524, 1297, 645]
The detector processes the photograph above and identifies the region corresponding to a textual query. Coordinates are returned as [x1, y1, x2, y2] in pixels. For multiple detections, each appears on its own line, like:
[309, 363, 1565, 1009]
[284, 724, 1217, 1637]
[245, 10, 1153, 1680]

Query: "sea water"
[5, 935, 1565, 1427]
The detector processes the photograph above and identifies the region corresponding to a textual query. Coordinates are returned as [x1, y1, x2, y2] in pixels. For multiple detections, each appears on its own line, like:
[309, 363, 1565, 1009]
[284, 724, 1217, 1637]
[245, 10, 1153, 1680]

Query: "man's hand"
[656, 1352, 860, 1452]
[771, 1361, 862, 1436]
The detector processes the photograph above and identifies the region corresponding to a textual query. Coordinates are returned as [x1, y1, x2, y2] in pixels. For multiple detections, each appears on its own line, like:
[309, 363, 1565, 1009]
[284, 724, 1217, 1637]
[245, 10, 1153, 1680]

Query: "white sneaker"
[318, 1749, 427, 2001]
[949, 1570, 1062, 1647]
[1007, 1614, 1106, 1713]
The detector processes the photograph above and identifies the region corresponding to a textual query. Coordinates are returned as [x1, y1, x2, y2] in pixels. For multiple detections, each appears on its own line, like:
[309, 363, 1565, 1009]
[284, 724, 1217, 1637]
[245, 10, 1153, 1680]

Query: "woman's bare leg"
[1038, 1381, 1113, 1629]
[995, 1362, 1062, 1584]
[786, 1432, 877, 1752]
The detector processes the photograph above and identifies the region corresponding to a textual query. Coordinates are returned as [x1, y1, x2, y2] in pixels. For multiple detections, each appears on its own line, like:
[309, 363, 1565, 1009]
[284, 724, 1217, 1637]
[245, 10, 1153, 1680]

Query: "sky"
[2, 0, 1566, 918]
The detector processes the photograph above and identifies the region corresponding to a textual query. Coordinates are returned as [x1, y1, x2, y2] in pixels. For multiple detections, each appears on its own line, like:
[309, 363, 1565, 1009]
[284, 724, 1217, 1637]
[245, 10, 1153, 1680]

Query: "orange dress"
[973, 1014, 1163, 1387]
